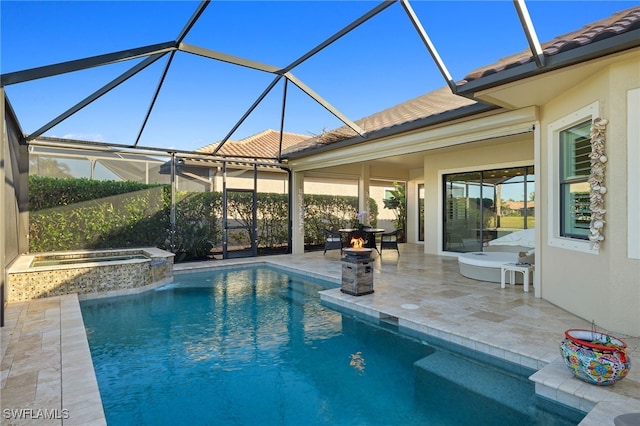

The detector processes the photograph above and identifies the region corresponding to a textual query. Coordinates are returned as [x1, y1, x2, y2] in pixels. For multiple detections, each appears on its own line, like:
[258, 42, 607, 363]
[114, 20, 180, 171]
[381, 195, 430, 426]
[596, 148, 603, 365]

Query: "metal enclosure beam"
[179, 43, 281, 74]
[212, 75, 284, 155]
[0, 42, 177, 87]
[26, 52, 168, 141]
[134, 52, 177, 147]
[282, 1, 397, 73]
[131, 0, 212, 147]
[400, 0, 456, 93]
[285, 72, 364, 136]
[176, 0, 211, 43]
[513, 0, 546, 67]
[277, 79, 289, 161]
[1, 88, 5, 326]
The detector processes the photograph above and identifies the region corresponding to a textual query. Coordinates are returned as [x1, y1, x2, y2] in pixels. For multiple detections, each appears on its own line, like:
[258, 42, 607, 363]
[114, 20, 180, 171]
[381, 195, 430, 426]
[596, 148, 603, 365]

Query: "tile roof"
[283, 5, 640, 158]
[462, 6, 640, 82]
[197, 129, 310, 158]
[282, 86, 478, 155]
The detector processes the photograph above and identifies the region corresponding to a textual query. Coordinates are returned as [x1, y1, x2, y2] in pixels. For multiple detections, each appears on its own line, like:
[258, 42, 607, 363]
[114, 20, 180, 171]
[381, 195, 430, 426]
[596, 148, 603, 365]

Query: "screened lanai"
[3, 13, 640, 426]
[4, 1, 639, 322]
[1, 0, 559, 255]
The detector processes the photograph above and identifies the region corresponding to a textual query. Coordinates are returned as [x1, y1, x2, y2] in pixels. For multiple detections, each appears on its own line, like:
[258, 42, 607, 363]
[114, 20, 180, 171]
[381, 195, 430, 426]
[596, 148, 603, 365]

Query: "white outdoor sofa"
[457, 229, 535, 283]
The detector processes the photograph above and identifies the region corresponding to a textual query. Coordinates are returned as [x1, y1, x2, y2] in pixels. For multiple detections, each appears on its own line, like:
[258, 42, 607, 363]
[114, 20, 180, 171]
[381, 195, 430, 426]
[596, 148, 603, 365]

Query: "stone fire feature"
[341, 248, 374, 296]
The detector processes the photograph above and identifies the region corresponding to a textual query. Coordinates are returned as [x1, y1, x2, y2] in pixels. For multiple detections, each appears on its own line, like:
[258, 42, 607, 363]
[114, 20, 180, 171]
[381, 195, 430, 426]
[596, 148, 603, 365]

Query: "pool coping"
[59, 295, 106, 426]
[7, 247, 172, 273]
[1, 294, 106, 425]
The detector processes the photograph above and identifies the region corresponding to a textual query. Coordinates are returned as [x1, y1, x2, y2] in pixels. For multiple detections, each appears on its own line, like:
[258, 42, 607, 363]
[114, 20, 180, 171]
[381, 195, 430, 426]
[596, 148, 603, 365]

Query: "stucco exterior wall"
[422, 135, 534, 255]
[406, 169, 424, 244]
[539, 57, 640, 336]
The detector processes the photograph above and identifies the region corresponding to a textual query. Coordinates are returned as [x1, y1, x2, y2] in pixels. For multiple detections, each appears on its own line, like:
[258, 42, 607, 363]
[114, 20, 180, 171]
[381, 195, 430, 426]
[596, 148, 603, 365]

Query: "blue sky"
[1, 0, 637, 152]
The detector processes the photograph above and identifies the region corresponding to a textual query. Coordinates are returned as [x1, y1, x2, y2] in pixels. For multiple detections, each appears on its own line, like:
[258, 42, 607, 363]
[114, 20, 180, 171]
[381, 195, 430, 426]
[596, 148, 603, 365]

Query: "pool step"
[378, 313, 399, 330]
[282, 282, 316, 304]
[414, 350, 532, 415]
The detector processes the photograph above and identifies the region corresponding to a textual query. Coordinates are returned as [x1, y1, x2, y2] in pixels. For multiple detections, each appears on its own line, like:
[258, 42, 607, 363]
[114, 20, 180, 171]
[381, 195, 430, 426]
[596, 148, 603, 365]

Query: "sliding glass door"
[444, 172, 483, 252]
[443, 166, 534, 252]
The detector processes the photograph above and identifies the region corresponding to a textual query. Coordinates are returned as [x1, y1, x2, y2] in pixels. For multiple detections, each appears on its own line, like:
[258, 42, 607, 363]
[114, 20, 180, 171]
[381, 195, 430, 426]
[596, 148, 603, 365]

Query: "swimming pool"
[81, 266, 585, 425]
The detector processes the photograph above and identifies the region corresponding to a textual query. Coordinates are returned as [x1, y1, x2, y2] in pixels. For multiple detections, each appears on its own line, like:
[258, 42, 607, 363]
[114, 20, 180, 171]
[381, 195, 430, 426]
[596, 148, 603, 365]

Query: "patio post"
[170, 152, 176, 253]
[359, 164, 370, 226]
[291, 171, 305, 254]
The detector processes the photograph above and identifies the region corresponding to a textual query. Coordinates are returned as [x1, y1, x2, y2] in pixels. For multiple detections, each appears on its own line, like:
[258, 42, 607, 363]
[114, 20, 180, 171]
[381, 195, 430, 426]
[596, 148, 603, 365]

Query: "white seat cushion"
[457, 252, 518, 268]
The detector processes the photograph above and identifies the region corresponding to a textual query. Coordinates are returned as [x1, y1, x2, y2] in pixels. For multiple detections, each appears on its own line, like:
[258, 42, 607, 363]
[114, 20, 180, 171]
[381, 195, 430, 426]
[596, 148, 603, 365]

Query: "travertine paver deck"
[1, 294, 104, 425]
[1, 244, 639, 425]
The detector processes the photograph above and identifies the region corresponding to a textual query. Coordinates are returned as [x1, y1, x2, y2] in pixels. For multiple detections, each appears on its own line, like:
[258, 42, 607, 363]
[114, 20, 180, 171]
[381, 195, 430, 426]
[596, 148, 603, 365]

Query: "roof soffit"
[287, 106, 538, 172]
[468, 47, 640, 109]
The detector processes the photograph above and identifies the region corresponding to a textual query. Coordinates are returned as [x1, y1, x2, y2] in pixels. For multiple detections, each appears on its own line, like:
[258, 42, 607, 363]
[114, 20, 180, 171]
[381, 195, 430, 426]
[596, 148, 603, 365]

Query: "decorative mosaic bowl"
[560, 329, 631, 386]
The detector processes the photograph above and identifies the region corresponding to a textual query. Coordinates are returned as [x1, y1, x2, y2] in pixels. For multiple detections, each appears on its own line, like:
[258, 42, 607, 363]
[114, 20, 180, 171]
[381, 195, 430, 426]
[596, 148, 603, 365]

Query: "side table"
[500, 263, 534, 292]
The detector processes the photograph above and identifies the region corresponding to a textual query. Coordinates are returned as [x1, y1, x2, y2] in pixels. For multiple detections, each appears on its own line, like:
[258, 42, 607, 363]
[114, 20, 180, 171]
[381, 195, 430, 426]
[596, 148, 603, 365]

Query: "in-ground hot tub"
[7, 247, 174, 302]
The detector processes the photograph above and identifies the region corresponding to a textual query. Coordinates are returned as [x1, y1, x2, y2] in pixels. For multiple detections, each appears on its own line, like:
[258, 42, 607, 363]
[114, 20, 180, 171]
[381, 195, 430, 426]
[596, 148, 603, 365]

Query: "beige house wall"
[539, 56, 640, 336]
[406, 169, 424, 244]
[303, 172, 404, 224]
[422, 135, 534, 254]
[287, 50, 639, 336]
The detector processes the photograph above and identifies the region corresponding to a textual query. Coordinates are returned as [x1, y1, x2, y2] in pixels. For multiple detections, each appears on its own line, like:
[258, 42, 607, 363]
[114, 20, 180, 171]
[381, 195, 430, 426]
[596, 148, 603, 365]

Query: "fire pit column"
[341, 248, 374, 296]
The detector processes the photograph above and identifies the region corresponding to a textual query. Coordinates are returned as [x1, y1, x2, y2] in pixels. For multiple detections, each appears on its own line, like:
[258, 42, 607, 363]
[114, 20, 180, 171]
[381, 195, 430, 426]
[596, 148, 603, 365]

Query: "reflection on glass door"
[418, 184, 424, 241]
[443, 166, 534, 252]
[444, 172, 482, 252]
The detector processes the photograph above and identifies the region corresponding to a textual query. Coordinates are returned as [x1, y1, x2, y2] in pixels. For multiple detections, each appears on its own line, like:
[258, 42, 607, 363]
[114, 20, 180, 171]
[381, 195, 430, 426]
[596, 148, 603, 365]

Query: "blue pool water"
[81, 266, 584, 426]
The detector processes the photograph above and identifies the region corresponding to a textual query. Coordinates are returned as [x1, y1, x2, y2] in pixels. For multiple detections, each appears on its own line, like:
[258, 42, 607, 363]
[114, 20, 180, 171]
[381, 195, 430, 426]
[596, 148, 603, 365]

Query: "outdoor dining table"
[338, 228, 386, 253]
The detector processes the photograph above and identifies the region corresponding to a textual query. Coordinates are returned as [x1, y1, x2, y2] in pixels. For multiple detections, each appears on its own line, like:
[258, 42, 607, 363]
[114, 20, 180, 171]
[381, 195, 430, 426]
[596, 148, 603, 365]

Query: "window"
[559, 120, 591, 239]
[547, 101, 598, 253]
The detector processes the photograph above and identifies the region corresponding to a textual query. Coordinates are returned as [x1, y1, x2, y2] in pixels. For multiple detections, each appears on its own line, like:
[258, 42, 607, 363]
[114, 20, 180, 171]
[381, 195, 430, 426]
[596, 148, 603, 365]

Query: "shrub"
[28, 176, 378, 260]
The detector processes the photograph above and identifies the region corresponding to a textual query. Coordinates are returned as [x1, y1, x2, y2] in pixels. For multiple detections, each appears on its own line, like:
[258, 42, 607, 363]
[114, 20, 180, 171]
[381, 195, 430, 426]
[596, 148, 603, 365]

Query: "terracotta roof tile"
[284, 86, 476, 154]
[197, 129, 310, 158]
[463, 6, 640, 82]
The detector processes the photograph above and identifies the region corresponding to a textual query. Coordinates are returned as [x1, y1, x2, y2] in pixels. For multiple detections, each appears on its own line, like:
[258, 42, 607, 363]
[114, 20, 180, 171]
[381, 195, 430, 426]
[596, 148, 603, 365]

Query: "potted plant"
[382, 182, 406, 241]
[353, 211, 367, 230]
[560, 328, 631, 386]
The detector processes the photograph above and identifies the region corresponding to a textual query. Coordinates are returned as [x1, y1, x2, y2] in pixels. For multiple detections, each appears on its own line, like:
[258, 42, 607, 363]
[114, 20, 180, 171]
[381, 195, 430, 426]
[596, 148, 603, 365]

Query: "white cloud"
[59, 133, 106, 142]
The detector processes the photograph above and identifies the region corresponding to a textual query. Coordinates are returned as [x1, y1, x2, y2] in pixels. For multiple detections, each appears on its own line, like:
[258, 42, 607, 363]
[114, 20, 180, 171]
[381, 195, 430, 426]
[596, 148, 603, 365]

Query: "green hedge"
[29, 175, 164, 210]
[29, 177, 168, 251]
[28, 176, 378, 261]
[303, 194, 378, 245]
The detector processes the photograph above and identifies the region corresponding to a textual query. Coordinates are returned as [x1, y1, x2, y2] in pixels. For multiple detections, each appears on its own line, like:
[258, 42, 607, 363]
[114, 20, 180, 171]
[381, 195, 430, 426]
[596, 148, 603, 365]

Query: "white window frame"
[628, 88, 640, 259]
[547, 102, 599, 254]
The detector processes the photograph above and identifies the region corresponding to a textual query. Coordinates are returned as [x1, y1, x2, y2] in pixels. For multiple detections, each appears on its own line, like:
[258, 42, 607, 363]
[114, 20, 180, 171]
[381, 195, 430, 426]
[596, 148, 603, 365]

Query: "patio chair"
[322, 228, 344, 255]
[380, 229, 402, 255]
